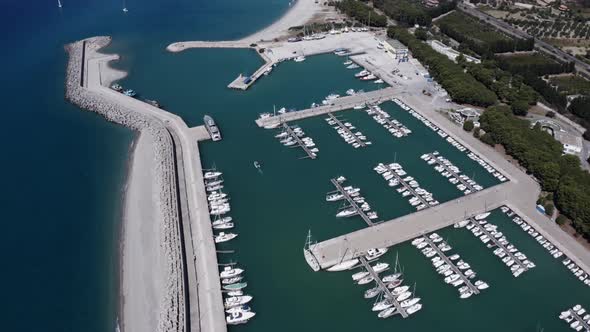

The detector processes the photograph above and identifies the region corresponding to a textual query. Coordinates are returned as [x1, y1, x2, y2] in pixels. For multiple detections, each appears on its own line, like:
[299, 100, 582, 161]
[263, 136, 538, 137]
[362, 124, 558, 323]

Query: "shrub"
[556, 214, 568, 225]
[463, 120, 474, 132]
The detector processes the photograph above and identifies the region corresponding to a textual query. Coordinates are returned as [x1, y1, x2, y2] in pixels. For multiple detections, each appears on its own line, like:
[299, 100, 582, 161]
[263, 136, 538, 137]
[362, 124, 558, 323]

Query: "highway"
[457, 4, 590, 78]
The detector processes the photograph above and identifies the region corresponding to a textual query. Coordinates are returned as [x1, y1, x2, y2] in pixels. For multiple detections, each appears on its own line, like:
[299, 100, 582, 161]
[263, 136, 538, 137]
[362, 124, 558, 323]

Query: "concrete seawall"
[66, 37, 187, 332]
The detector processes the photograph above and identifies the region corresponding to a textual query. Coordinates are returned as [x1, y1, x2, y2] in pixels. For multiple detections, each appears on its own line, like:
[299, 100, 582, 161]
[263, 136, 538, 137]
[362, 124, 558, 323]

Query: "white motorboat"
[212, 216, 232, 226]
[459, 290, 473, 299]
[226, 311, 256, 325]
[357, 275, 375, 285]
[444, 274, 460, 284]
[372, 299, 393, 311]
[326, 258, 359, 272]
[411, 237, 425, 246]
[382, 273, 402, 283]
[454, 220, 470, 228]
[365, 248, 388, 261]
[396, 291, 412, 302]
[213, 222, 234, 230]
[225, 305, 250, 314]
[407, 303, 422, 315]
[400, 297, 420, 308]
[474, 212, 490, 220]
[222, 276, 243, 284]
[224, 295, 253, 309]
[364, 286, 381, 299]
[378, 307, 397, 318]
[392, 285, 409, 295]
[204, 171, 222, 179]
[220, 266, 244, 279]
[372, 262, 390, 273]
[215, 232, 237, 243]
[474, 280, 489, 290]
[352, 271, 370, 281]
[336, 208, 357, 218]
[294, 55, 306, 62]
[227, 290, 243, 297]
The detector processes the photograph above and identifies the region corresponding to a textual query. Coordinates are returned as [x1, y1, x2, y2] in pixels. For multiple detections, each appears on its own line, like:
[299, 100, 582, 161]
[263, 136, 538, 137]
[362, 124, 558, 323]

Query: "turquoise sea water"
[4, 0, 590, 331]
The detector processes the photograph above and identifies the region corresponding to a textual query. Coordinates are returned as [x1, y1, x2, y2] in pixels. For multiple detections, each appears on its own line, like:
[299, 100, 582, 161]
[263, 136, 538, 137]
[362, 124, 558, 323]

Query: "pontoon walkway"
[330, 178, 376, 226]
[358, 257, 408, 318]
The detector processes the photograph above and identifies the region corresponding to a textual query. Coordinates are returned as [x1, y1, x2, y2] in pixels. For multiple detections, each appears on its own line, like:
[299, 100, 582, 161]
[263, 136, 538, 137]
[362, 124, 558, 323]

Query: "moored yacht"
[326, 258, 359, 272]
[204, 115, 222, 141]
[220, 266, 244, 279]
[215, 232, 237, 243]
[226, 311, 256, 325]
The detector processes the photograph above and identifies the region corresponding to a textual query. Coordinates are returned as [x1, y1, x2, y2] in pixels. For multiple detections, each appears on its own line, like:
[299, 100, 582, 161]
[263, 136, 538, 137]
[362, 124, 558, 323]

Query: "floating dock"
[326, 113, 366, 147]
[281, 123, 317, 159]
[469, 220, 530, 273]
[358, 257, 408, 318]
[423, 236, 480, 295]
[368, 106, 410, 137]
[330, 178, 377, 226]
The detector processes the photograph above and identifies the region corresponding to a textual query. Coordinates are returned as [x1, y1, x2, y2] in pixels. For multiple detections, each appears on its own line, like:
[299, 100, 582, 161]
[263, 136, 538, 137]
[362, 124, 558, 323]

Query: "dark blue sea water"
[1, 1, 289, 331]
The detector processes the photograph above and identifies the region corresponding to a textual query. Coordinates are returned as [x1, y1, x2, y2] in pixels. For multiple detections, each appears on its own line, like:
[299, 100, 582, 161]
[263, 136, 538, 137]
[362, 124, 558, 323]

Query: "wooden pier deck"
[423, 236, 480, 295]
[358, 257, 408, 318]
[255, 87, 398, 127]
[326, 113, 366, 147]
[282, 123, 317, 159]
[426, 153, 479, 193]
[469, 220, 530, 273]
[330, 179, 376, 226]
[381, 163, 434, 209]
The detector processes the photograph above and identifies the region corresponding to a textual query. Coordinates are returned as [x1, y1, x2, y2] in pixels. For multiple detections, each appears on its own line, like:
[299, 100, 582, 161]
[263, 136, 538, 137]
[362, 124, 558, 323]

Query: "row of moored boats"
[412, 233, 488, 299]
[365, 104, 412, 138]
[560, 304, 590, 331]
[326, 176, 379, 220]
[204, 169, 256, 325]
[110, 83, 162, 108]
[456, 212, 534, 278]
[375, 162, 439, 211]
[324, 115, 371, 148]
[273, 125, 318, 158]
[326, 249, 423, 318]
[422, 152, 483, 195]
[393, 98, 507, 183]
[500, 206, 590, 286]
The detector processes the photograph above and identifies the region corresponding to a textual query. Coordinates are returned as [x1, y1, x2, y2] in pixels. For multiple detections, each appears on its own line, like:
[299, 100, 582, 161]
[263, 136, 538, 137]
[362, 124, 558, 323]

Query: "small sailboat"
[58, 0, 63, 8]
[303, 230, 320, 272]
[122, 0, 128, 12]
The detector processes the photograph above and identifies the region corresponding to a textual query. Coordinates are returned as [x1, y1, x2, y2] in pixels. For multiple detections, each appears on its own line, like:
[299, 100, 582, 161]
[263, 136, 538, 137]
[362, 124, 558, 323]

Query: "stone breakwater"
[64, 37, 186, 332]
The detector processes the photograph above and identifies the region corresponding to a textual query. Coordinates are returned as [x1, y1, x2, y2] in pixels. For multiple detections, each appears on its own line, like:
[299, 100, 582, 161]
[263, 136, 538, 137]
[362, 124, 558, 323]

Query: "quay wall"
[65, 37, 187, 332]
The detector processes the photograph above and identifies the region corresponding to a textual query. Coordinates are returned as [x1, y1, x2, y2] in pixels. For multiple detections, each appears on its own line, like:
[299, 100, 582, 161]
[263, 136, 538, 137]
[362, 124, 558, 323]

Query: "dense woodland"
[436, 11, 534, 56]
[373, 0, 456, 27]
[388, 27, 498, 106]
[480, 107, 590, 239]
[334, 0, 388, 27]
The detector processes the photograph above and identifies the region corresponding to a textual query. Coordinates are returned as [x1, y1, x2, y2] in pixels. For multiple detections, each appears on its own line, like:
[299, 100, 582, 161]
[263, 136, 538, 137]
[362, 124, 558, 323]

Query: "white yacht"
[378, 307, 397, 318]
[220, 266, 244, 279]
[352, 271, 370, 281]
[382, 272, 402, 283]
[400, 297, 420, 308]
[474, 212, 490, 220]
[326, 258, 359, 272]
[204, 171, 222, 179]
[214, 232, 237, 243]
[293, 55, 306, 62]
[336, 208, 357, 218]
[357, 275, 374, 285]
[224, 295, 253, 309]
[226, 311, 256, 325]
[365, 248, 388, 261]
[372, 262, 390, 273]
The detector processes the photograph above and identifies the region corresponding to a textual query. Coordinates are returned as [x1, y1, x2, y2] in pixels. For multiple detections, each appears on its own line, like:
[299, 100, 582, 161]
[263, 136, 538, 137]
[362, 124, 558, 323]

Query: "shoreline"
[118, 131, 140, 332]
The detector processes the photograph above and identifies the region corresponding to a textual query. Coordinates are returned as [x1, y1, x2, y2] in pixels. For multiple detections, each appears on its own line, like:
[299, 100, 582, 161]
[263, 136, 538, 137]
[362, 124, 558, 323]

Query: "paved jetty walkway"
[255, 87, 398, 127]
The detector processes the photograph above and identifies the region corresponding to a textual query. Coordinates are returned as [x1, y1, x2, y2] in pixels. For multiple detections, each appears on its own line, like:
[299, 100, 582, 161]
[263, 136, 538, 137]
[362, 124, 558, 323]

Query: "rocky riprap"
[64, 37, 186, 332]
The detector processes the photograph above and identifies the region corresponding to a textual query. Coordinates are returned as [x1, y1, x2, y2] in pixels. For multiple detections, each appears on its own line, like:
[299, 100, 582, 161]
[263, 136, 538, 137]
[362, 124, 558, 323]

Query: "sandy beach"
[120, 131, 165, 332]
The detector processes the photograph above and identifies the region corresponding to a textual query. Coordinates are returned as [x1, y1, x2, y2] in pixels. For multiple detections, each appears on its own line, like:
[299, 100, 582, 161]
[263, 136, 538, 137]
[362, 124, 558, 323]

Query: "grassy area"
[550, 74, 590, 95]
[436, 11, 512, 45]
[496, 52, 559, 66]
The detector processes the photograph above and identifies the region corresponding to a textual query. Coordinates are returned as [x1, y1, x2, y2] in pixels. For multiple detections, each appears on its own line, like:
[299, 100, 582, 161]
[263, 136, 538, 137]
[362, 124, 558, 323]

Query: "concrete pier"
[256, 87, 398, 127]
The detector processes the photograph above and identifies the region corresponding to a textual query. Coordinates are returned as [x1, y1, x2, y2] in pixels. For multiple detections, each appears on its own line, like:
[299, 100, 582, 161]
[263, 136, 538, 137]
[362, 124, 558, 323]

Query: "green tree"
[463, 120, 475, 132]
